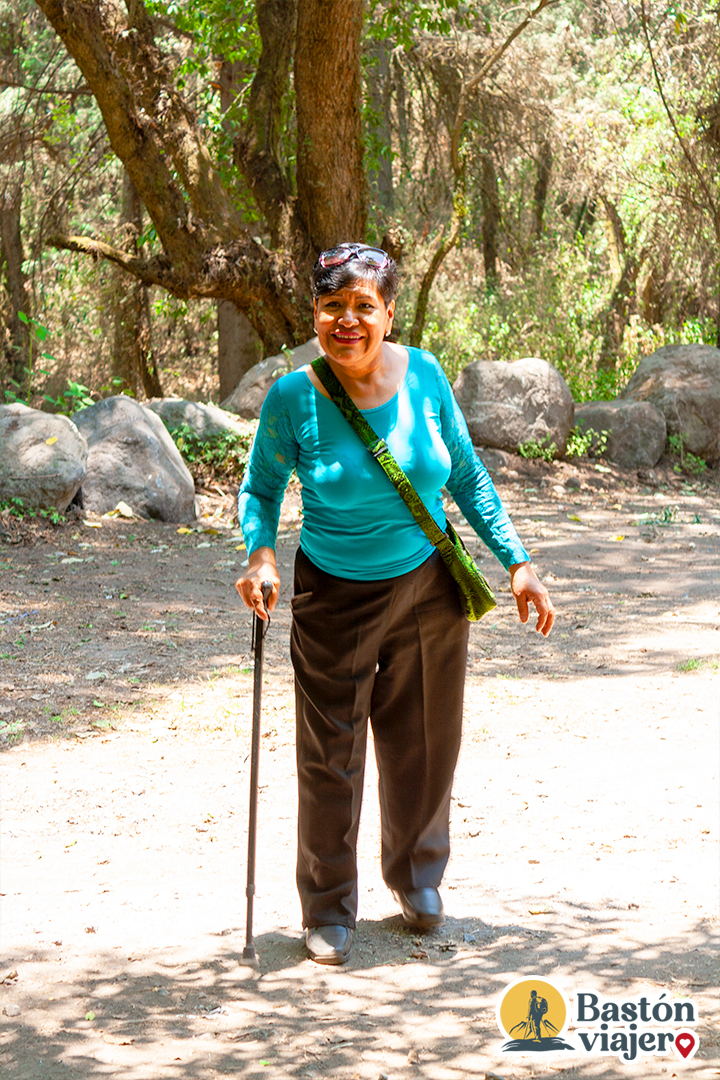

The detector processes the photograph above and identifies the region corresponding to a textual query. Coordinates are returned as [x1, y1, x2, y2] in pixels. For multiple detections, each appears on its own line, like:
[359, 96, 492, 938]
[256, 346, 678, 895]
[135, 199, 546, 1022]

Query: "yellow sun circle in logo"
[498, 978, 568, 1040]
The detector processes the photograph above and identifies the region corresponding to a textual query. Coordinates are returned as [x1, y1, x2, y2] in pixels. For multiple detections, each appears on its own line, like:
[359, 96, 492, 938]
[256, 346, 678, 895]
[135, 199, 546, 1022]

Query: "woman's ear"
[384, 299, 395, 337]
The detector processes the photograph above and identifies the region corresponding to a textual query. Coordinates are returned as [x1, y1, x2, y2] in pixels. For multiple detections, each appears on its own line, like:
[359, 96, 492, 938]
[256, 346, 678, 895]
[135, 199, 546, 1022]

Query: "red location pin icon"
[673, 1032, 698, 1060]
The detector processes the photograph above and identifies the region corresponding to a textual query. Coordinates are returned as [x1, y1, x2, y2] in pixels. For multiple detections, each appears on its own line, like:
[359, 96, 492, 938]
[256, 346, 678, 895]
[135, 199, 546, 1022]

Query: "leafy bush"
[168, 423, 257, 485]
[517, 437, 557, 462]
[668, 433, 707, 476]
[565, 426, 609, 459]
[0, 497, 64, 524]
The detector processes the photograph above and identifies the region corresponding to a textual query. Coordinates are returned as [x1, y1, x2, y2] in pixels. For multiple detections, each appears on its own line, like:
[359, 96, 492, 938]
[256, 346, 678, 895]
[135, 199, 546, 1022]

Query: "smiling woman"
[235, 241, 554, 965]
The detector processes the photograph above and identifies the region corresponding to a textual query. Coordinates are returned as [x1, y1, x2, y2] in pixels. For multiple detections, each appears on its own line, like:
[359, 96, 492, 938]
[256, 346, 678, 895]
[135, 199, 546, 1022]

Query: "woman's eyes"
[322, 301, 376, 312]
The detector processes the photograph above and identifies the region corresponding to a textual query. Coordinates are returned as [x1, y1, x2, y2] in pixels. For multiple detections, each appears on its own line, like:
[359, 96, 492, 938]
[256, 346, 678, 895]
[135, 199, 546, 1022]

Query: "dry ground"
[1, 454, 718, 1080]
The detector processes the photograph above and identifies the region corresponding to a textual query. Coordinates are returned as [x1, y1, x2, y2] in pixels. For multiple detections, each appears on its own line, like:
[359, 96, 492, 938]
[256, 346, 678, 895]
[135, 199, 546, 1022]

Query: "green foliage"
[42, 381, 96, 414]
[668, 433, 707, 475]
[0, 719, 25, 743]
[168, 423, 256, 485]
[0, 497, 64, 524]
[517, 437, 557, 462]
[676, 657, 718, 673]
[566, 426, 609, 459]
[637, 504, 679, 526]
[367, 0, 479, 49]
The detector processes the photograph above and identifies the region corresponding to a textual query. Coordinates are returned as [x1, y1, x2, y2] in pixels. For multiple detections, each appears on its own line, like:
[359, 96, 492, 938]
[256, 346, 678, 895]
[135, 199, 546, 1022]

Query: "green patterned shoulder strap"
[311, 356, 453, 555]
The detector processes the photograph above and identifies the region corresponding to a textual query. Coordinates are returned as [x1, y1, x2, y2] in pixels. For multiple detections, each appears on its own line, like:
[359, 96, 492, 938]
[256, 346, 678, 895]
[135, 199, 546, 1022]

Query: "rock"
[0, 404, 87, 512]
[73, 396, 196, 522]
[619, 343, 720, 464]
[575, 399, 666, 469]
[145, 399, 257, 441]
[453, 357, 574, 456]
[221, 336, 321, 418]
[474, 447, 511, 473]
[3, 1003, 21, 1017]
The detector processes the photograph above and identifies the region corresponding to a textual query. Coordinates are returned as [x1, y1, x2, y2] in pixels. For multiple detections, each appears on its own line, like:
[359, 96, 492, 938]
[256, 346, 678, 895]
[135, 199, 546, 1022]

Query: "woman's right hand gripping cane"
[235, 546, 281, 622]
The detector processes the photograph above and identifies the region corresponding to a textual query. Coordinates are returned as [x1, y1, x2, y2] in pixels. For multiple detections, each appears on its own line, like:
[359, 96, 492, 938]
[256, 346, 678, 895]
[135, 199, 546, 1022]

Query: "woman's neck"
[321, 342, 410, 409]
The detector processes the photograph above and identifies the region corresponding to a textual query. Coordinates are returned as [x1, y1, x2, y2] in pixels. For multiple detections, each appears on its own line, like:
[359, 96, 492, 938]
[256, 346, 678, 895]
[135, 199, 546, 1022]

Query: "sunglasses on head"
[317, 243, 390, 269]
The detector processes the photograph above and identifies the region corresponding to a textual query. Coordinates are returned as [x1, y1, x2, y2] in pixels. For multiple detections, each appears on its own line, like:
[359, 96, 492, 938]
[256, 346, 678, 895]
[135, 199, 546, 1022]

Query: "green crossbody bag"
[312, 357, 497, 622]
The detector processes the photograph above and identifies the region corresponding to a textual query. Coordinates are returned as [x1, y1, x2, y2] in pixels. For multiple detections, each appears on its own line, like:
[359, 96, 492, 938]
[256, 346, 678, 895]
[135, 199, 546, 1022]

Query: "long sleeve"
[436, 364, 529, 570]
[237, 383, 298, 555]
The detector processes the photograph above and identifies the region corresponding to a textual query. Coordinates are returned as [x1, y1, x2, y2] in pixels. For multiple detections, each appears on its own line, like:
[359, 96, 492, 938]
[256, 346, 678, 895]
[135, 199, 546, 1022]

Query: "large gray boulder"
[221, 336, 320, 418]
[453, 357, 575, 456]
[146, 398, 256, 441]
[575, 399, 666, 469]
[620, 344, 720, 464]
[73, 396, 196, 521]
[0, 404, 87, 512]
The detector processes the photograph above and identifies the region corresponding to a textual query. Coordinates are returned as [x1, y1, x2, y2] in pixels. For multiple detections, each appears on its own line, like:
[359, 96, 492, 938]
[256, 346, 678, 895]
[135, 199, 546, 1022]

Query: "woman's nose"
[338, 305, 358, 325]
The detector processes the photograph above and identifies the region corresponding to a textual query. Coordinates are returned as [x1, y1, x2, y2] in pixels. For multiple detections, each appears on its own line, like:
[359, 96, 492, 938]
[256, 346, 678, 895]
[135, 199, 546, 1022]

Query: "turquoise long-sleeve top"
[237, 347, 529, 580]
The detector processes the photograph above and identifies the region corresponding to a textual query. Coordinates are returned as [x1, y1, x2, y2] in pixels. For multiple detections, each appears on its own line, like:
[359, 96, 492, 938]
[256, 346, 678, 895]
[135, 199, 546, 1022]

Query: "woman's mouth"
[332, 331, 362, 342]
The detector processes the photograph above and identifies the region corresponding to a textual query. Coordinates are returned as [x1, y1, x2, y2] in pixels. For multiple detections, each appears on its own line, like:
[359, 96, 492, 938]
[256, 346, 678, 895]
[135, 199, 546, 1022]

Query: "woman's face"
[314, 280, 395, 374]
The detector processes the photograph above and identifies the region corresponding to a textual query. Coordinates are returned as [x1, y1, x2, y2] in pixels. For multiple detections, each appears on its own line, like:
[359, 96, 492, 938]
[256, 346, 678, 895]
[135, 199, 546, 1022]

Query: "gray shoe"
[305, 924, 354, 965]
[392, 887, 444, 930]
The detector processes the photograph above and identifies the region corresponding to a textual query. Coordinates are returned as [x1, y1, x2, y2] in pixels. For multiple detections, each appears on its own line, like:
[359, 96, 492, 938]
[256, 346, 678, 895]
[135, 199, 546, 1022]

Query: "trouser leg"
[291, 550, 385, 929]
[290, 548, 469, 925]
[370, 552, 469, 890]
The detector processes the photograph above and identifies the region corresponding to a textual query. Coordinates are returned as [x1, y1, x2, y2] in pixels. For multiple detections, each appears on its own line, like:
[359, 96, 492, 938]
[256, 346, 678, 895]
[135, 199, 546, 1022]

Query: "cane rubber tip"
[241, 946, 260, 970]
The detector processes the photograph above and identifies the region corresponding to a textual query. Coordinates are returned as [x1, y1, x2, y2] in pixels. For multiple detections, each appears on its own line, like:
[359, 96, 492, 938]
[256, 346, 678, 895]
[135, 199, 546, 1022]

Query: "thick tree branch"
[47, 232, 309, 353]
[234, 0, 296, 247]
[34, 0, 242, 269]
[47, 233, 178, 287]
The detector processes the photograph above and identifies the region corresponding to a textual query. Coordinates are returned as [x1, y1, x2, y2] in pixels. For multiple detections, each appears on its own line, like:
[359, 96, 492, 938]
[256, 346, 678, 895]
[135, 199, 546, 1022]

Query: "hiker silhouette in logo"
[529, 990, 549, 1040]
[501, 979, 574, 1052]
[508, 989, 561, 1044]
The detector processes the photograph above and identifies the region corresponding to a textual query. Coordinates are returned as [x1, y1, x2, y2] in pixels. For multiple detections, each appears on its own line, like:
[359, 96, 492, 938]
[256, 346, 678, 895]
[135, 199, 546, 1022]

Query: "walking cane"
[242, 580, 272, 970]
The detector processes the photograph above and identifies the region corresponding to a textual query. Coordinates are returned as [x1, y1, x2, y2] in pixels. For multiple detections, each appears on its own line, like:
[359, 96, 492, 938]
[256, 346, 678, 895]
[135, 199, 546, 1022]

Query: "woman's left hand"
[509, 562, 555, 636]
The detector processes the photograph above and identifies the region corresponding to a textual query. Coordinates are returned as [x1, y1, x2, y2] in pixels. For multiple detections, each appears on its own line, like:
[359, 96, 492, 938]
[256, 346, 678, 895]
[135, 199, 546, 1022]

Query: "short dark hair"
[311, 244, 399, 305]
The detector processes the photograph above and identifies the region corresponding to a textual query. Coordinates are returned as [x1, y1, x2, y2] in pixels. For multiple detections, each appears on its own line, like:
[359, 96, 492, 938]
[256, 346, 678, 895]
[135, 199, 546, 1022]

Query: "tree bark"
[367, 40, 394, 212]
[32, 0, 374, 353]
[233, 0, 296, 248]
[219, 57, 263, 400]
[217, 300, 263, 401]
[112, 171, 162, 398]
[481, 155, 501, 286]
[533, 138, 552, 241]
[294, 0, 367, 251]
[598, 199, 645, 371]
[35, 0, 306, 353]
[0, 179, 31, 387]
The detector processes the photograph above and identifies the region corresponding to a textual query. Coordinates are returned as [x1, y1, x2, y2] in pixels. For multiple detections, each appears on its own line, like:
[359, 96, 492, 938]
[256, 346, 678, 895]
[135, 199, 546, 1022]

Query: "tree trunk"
[574, 196, 597, 240]
[294, 0, 367, 250]
[34, 0, 369, 351]
[598, 199, 644, 371]
[217, 301, 263, 401]
[481, 155, 501, 287]
[533, 139, 552, 241]
[0, 179, 31, 387]
[217, 58, 263, 401]
[367, 40, 394, 212]
[112, 171, 162, 398]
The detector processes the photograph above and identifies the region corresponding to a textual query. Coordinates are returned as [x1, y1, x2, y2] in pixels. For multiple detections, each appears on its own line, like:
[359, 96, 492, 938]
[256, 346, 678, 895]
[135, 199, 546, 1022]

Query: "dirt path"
[1, 456, 718, 1079]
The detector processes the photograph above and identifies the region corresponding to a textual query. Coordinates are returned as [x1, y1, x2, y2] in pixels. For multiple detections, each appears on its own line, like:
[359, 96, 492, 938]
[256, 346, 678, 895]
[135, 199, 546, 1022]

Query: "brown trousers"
[290, 547, 470, 929]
